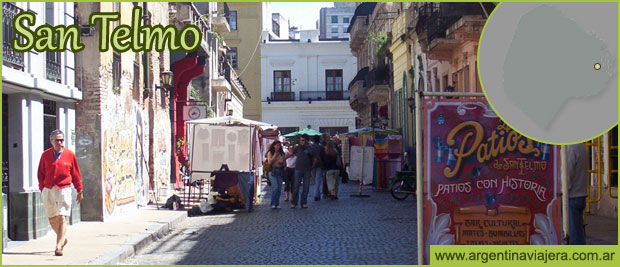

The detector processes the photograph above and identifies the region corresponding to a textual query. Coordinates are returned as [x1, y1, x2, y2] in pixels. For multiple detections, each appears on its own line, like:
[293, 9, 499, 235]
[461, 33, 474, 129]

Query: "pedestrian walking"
[291, 134, 318, 208]
[566, 143, 589, 245]
[37, 129, 83, 256]
[324, 141, 341, 200]
[267, 140, 286, 209]
[284, 145, 297, 202]
[311, 135, 326, 201]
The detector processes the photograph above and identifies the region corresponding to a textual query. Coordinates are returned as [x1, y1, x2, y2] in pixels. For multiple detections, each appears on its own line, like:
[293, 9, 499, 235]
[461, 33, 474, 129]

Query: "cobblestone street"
[123, 182, 417, 265]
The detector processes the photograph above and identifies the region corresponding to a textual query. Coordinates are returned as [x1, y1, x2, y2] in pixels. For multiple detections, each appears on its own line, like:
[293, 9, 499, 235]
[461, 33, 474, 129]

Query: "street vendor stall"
[340, 128, 402, 189]
[185, 116, 276, 213]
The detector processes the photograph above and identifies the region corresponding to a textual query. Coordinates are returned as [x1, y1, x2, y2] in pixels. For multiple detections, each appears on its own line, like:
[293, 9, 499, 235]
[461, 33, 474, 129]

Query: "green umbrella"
[282, 128, 322, 137]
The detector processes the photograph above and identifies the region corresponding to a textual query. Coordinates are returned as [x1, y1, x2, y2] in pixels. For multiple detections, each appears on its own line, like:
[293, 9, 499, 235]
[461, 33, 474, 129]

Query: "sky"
[271, 2, 334, 30]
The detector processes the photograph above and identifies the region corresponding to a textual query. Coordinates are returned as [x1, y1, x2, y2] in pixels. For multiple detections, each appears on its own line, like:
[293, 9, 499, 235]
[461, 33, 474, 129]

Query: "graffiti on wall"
[102, 103, 151, 216]
[154, 110, 171, 191]
[103, 127, 137, 215]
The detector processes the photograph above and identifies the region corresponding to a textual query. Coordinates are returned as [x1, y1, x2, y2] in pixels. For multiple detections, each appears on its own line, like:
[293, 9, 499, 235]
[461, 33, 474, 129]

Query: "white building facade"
[261, 30, 357, 136]
[319, 2, 355, 40]
[2, 2, 82, 240]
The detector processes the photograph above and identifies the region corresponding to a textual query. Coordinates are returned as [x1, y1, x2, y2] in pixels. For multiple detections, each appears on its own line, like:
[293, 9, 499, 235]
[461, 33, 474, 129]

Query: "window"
[343, 17, 350, 23]
[274, 71, 291, 92]
[331, 16, 338, 23]
[45, 2, 61, 83]
[43, 99, 57, 151]
[113, 52, 121, 89]
[272, 20, 280, 37]
[45, 2, 54, 25]
[229, 11, 237, 30]
[227, 47, 238, 69]
[325, 69, 343, 91]
[133, 63, 140, 100]
[331, 27, 338, 33]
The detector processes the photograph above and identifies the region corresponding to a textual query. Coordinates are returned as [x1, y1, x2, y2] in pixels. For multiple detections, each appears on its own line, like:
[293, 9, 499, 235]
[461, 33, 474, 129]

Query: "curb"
[87, 211, 187, 265]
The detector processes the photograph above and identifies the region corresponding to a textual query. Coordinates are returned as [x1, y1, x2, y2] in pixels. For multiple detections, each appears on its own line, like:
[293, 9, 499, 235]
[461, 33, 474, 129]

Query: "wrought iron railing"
[367, 66, 391, 88]
[46, 51, 62, 83]
[270, 92, 295, 101]
[2, 2, 24, 70]
[299, 90, 350, 101]
[419, 3, 494, 44]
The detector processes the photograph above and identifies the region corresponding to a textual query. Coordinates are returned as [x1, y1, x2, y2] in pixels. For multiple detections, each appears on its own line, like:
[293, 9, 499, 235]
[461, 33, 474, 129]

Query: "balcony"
[270, 92, 295, 101]
[366, 66, 391, 105]
[226, 61, 250, 99]
[348, 2, 376, 51]
[213, 59, 232, 93]
[349, 17, 369, 51]
[213, 59, 250, 99]
[418, 3, 495, 54]
[46, 51, 61, 83]
[212, 15, 230, 33]
[2, 2, 24, 70]
[300, 91, 350, 101]
[175, 3, 210, 53]
[348, 67, 369, 112]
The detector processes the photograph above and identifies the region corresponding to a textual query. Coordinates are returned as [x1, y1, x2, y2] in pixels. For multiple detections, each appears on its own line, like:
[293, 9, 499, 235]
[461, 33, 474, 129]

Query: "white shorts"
[42, 187, 72, 218]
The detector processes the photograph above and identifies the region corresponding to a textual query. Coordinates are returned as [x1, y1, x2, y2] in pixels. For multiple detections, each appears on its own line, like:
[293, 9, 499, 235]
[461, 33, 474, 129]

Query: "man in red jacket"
[37, 129, 83, 256]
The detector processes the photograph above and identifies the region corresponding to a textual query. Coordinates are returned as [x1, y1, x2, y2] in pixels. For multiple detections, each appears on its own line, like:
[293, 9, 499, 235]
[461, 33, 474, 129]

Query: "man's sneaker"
[271, 205, 276, 209]
[301, 204, 308, 208]
[275, 206, 281, 209]
[290, 204, 296, 209]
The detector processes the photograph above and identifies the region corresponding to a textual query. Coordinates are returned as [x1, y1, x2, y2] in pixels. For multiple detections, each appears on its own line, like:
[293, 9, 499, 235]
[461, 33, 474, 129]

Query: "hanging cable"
[237, 30, 264, 77]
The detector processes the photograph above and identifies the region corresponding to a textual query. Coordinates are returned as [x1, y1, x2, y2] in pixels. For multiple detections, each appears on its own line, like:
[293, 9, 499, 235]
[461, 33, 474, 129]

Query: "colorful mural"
[103, 127, 137, 215]
[102, 104, 151, 216]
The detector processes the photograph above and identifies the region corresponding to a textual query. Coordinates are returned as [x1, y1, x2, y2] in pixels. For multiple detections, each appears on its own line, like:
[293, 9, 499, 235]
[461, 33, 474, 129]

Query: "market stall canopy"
[282, 128, 323, 137]
[187, 116, 277, 130]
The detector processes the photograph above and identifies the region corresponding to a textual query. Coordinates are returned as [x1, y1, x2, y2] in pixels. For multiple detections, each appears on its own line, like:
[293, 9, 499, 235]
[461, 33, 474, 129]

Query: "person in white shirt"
[284, 145, 297, 202]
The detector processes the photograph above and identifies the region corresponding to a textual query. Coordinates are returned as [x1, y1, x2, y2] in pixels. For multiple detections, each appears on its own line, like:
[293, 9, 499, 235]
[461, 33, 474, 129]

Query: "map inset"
[504, 5, 616, 129]
[479, 3, 618, 144]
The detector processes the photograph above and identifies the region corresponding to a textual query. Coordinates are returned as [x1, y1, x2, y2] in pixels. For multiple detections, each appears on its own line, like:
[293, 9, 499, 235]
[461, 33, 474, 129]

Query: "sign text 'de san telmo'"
[422, 100, 561, 263]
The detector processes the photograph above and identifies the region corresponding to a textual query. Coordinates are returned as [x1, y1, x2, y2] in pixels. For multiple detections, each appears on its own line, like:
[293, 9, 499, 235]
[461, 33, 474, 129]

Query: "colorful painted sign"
[422, 100, 560, 263]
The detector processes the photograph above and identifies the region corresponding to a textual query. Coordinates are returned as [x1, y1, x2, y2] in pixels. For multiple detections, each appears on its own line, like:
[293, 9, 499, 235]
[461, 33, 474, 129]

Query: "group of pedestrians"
[265, 133, 343, 209]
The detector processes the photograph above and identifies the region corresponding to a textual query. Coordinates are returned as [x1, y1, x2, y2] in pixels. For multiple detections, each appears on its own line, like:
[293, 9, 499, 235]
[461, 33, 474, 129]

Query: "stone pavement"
[123, 181, 418, 265]
[1, 206, 186, 265]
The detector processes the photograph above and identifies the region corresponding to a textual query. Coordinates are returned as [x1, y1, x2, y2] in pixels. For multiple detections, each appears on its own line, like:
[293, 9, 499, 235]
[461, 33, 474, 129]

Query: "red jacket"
[37, 148, 82, 192]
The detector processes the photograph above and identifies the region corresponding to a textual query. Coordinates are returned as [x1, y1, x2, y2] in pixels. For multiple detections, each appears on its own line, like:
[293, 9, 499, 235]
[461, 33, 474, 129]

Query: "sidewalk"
[1, 205, 187, 265]
[586, 213, 618, 245]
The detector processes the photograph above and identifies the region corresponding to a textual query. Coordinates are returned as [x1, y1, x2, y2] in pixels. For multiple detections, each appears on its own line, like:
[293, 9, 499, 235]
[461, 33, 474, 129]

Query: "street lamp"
[407, 97, 415, 112]
[157, 70, 174, 93]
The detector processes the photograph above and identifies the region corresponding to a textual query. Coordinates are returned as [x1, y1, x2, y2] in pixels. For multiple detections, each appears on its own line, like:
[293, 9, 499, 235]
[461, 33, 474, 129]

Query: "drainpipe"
[142, 2, 153, 195]
[143, 2, 150, 91]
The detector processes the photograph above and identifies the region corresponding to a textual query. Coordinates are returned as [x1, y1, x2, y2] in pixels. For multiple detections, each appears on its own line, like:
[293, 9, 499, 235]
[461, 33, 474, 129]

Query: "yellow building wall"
[220, 3, 264, 121]
[390, 13, 413, 149]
